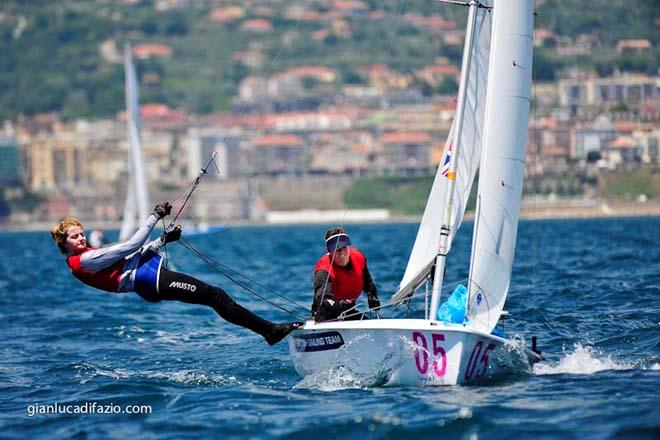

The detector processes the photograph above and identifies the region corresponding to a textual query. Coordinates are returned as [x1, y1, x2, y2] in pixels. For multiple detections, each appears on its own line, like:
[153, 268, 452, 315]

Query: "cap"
[325, 232, 351, 253]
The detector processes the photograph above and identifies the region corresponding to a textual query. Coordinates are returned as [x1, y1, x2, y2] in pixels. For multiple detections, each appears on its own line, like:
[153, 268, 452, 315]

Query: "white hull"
[289, 319, 540, 386]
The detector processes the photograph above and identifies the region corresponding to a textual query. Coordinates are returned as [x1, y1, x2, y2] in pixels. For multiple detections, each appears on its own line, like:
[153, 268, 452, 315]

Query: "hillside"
[1, 0, 658, 120]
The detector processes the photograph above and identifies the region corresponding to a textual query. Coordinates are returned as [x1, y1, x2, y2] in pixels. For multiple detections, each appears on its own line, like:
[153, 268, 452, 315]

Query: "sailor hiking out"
[51, 202, 301, 345]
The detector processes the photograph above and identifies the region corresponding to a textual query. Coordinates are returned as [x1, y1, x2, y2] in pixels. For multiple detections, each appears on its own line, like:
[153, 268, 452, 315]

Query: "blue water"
[1, 217, 659, 439]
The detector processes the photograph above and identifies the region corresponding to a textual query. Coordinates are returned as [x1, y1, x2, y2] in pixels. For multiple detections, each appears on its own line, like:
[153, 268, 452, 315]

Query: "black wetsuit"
[140, 268, 276, 340]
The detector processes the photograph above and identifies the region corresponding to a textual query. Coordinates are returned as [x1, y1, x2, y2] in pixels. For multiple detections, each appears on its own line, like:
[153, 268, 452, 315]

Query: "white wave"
[73, 361, 239, 386]
[293, 365, 375, 391]
[74, 362, 133, 384]
[147, 369, 240, 386]
[533, 343, 634, 375]
[154, 330, 191, 344]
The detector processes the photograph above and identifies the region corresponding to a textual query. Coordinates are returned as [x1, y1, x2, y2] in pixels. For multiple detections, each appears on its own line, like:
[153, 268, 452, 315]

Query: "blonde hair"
[50, 217, 83, 254]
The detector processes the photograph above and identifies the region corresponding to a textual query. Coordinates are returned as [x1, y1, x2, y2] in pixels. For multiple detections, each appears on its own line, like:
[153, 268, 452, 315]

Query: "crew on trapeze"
[51, 202, 301, 345]
[311, 227, 380, 321]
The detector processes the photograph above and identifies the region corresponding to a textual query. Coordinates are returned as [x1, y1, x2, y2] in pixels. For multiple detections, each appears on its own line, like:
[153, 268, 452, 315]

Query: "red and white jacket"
[66, 214, 162, 292]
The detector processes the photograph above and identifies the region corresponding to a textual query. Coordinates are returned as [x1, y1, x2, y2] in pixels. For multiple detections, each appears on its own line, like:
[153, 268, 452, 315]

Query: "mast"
[429, 1, 481, 321]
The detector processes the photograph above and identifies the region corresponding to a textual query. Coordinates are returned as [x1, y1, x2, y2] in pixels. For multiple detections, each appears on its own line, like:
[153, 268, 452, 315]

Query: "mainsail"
[466, 0, 534, 332]
[119, 43, 150, 241]
[394, 1, 493, 302]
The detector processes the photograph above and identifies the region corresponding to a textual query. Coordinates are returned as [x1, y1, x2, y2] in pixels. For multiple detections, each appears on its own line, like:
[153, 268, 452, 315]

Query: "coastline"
[1, 199, 658, 232]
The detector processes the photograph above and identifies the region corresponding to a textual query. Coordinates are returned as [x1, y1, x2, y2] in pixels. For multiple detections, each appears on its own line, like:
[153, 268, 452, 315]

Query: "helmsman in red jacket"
[312, 227, 380, 321]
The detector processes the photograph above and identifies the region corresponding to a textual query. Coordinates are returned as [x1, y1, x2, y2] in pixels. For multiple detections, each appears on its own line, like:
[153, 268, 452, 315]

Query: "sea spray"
[533, 343, 634, 375]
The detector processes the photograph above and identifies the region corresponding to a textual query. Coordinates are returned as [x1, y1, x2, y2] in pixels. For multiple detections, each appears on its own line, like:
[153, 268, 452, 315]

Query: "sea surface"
[1, 217, 659, 439]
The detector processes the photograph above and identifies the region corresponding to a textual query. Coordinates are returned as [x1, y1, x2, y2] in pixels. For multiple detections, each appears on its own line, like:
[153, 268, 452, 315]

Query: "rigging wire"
[531, 0, 539, 325]
[322, 278, 469, 322]
[149, 16, 310, 319]
[318, 0, 409, 312]
[177, 236, 308, 320]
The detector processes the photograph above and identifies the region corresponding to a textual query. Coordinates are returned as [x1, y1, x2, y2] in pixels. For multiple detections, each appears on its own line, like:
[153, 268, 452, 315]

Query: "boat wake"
[532, 343, 635, 375]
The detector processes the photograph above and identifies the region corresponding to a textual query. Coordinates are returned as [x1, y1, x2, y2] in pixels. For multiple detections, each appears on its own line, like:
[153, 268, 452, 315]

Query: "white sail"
[466, 0, 534, 333]
[119, 43, 150, 241]
[394, 2, 493, 301]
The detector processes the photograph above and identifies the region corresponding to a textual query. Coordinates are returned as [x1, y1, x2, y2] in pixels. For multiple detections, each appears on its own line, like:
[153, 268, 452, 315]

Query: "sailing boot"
[212, 287, 302, 345]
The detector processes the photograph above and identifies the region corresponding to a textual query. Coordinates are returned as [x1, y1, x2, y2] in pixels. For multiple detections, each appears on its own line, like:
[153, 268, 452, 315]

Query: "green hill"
[1, 0, 657, 120]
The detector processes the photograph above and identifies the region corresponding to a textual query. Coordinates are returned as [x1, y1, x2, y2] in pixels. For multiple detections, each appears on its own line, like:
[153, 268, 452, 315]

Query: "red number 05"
[465, 342, 496, 380]
[412, 332, 446, 378]
[431, 333, 447, 377]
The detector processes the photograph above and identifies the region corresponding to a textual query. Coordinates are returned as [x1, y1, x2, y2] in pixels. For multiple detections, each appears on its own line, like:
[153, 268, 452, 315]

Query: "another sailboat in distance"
[119, 42, 150, 241]
[289, 0, 542, 386]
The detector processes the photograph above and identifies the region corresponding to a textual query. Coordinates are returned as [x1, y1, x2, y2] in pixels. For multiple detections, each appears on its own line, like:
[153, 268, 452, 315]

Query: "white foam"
[147, 369, 239, 386]
[73, 361, 238, 386]
[293, 366, 372, 391]
[533, 343, 633, 375]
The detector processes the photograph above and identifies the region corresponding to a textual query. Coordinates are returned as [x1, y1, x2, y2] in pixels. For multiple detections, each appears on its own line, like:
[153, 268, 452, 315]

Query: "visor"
[325, 233, 351, 253]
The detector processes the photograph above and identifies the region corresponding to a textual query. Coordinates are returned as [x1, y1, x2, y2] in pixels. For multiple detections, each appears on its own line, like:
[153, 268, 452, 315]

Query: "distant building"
[559, 73, 659, 108]
[248, 134, 309, 175]
[132, 44, 173, 59]
[604, 136, 643, 169]
[26, 127, 89, 193]
[414, 64, 460, 87]
[633, 126, 660, 165]
[528, 118, 571, 173]
[240, 19, 273, 33]
[570, 115, 617, 160]
[209, 6, 245, 23]
[0, 136, 21, 186]
[184, 127, 245, 180]
[379, 132, 433, 171]
[616, 39, 652, 55]
[280, 66, 338, 83]
[358, 64, 412, 90]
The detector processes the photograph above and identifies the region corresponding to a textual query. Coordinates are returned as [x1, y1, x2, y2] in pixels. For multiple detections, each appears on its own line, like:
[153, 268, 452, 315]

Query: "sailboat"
[288, 0, 541, 385]
[119, 42, 150, 241]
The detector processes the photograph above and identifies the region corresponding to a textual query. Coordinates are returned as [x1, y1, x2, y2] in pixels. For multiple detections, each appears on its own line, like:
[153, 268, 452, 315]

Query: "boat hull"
[288, 319, 539, 386]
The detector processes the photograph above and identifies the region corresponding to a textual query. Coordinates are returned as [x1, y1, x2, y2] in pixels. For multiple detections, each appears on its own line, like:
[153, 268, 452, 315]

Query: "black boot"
[212, 288, 302, 344]
[264, 322, 303, 346]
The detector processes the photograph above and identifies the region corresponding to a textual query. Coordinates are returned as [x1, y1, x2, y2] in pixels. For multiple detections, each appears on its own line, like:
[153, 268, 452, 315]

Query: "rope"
[531, 0, 538, 324]
[176, 236, 308, 320]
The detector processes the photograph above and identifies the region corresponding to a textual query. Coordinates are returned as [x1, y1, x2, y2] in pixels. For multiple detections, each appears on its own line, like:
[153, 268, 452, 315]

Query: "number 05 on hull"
[289, 320, 541, 386]
[289, 0, 539, 386]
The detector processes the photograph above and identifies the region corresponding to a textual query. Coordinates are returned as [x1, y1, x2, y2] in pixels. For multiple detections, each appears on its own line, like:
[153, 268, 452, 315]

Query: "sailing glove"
[162, 225, 182, 244]
[153, 202, 172, 219]
[368, 294, 381, 310]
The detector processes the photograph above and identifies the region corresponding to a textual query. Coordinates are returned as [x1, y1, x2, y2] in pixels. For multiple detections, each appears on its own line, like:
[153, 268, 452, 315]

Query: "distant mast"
[119, 42, 150, 241]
